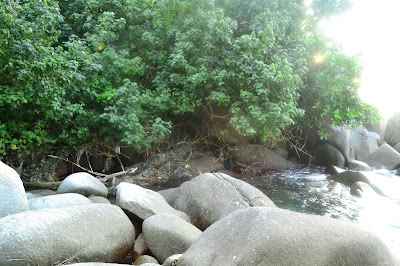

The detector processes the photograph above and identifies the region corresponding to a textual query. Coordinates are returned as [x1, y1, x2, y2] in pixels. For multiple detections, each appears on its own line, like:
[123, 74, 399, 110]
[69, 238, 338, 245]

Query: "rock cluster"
[0, 164, 397, 265]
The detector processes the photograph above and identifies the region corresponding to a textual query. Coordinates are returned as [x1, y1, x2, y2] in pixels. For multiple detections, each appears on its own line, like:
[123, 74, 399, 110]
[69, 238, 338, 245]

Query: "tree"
[0, 0, 379, 160]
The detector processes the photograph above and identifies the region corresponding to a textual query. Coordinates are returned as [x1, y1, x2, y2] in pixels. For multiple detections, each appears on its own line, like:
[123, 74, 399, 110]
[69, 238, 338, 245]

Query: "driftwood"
[23, 181, 62, 190]
[98, 167, 138, 182]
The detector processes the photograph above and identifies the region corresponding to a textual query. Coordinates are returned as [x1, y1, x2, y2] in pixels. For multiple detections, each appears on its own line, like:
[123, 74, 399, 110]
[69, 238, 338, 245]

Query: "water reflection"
[244, 166, 400, 262]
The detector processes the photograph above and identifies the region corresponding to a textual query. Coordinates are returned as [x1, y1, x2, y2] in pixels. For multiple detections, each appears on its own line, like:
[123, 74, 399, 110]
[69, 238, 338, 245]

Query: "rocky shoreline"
[0, 161, 398, 265]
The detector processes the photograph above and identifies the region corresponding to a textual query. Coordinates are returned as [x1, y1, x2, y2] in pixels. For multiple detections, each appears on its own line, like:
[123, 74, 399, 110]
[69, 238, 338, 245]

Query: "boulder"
[364, 143, 400, 170]
[326, 125, 351, 163]
[0, 161, 28, 218]
[188, 155, 224, 176]
[162, 254, 182, 266]
[28, 193, 92, 210]
[26, 189, 57, 199]
[57, 172, 108, 197]
[231, 144, 297, 173]
[159, 172, 275, 230]
[133, 255, 159, 265]
[331, 170, 400, 200]
[273, 147, 289, 159]
[311, 143, 345, 168]
[143, 213, 202, 263]
[116, 182, 189, 221]
[177, 207, 398, 266]
[348, 160, 372, 171]
[384, 112, 400, 146]
[350, 127, 379, 161]
[0, 204, 134, 265]
[394, 142, 400, 153]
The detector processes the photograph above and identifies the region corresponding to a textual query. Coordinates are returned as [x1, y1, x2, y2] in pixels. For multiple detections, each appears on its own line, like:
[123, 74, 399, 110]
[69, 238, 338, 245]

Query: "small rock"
[57, 172, 108, 197]
[88, 195, 110, 204]
[162, 254, 182, 266]
[26, 189, 57, 200]
[133, 233, 150, 261]
[133, 255, 159, 265]
[143, 213, 202, 263]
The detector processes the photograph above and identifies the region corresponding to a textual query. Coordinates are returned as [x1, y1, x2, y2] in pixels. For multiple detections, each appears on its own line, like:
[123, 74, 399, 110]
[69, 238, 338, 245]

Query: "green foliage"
[0, 0, 379, 159]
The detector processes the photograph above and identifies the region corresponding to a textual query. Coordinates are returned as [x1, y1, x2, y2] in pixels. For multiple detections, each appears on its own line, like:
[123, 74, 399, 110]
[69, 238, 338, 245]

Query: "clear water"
[244, 166, 400, 262]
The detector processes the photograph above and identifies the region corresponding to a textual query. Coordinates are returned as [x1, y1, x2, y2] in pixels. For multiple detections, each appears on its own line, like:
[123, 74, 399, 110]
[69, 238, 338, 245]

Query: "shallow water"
[244, 166, 400, 262]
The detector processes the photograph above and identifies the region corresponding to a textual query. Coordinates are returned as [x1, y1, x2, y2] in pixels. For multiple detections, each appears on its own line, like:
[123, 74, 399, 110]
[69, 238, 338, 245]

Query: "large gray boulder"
[311, 143, 345, 168]
[384, 112, 400, 146]
[326, 125, 351, 163]
[28, 193, 92, 210]
[177, 207, 398, 266]
[350, 127, 379, 161]
[0, 161, 28, 218]
[143, 213, 202, 263]
[364, 143, 400, 170]
[159, 172, 275, 230]
[0, 204, 134, 265]
[231, 144, 297, 173]
[57, 172, 108, 197]
[116, 182, 189, 221]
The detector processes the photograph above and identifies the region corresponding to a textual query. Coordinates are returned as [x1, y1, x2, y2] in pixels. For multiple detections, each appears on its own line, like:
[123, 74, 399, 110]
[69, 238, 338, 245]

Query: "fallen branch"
[48, 155, 137, 183]
[23, 181, 62, 190]
[98, 167, 137, 182]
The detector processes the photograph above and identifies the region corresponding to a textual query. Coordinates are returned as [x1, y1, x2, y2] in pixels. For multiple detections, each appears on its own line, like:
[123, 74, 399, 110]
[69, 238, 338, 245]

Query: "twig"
[48, 155, 108, 177]
[98, 167, 137, 182]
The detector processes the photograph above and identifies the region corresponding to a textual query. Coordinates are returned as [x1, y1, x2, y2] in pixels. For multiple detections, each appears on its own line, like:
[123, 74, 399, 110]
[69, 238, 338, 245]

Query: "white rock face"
[0, 161, 28, 218]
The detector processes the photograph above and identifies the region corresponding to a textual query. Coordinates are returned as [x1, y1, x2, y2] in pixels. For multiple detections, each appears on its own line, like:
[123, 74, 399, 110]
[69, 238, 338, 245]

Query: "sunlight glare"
[320, 0, 400, 119]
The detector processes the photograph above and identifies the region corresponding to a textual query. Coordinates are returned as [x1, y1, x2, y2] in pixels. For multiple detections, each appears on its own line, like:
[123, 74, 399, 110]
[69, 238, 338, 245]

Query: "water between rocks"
[244, 166, 400, 262]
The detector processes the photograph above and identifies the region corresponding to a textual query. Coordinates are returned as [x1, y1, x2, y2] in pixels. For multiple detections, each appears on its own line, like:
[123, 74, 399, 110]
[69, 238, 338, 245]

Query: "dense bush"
[0, 0, 379, 159]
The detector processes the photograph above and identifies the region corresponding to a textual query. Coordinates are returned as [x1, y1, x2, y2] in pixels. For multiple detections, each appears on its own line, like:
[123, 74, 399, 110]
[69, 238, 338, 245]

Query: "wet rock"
[350, 181, 377, 198]
[162, 254, 182, 266]
[331, 170, 400, 200]
[0, 161, 28, 218]
[28, 193, 92, 210]
[312, 143, 345, 168]
[231, 144, 297, 173]
[348, 160, 372, 171]
[143, 213, 202, 263]
[116, 182, 189, 221]
[159, 172, 275, 230]
[364, 143, 400, 170]
[177, 207, 398, 266]
[133, 255, 159, 265]
[57, 172, 108, 197]
[0, 204, 135, 265]
[26, 189, 57, 200]
[350, 127, 379, 161]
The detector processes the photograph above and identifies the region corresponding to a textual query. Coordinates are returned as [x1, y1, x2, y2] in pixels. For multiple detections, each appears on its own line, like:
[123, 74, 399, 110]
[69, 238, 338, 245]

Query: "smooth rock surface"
[133, 255, 159, 265]
[159, 172, 275, 230]
[133, 233, 150, 261]
[57, 172, 108, 197]
[0, 161, 28, 218]
[116, 182, 189, 221]
[88, 195, 110, 204]
[162, 254, 182, 266]
[384, 112, 400, 146]
[28, 193, 92, 210]
[0, 204, 134, 265]
[326, 125, 351, 163]
[231, 144, 297, 172]
[26, 189, 57, 200]
[143, 213, 202, 263]
[348, 160, 372, 171]
[177, 208, 398, 266]
[350, 127, 379, 161]
[364, 143, 400, 170]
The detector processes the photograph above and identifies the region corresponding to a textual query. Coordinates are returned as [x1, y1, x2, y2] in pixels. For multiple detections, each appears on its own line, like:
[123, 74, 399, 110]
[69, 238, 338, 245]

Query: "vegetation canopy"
[0, 0, 379, 159]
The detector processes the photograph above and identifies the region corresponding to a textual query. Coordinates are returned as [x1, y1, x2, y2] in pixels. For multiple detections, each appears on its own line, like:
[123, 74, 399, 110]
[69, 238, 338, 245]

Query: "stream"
[244, 166, 400, 263]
